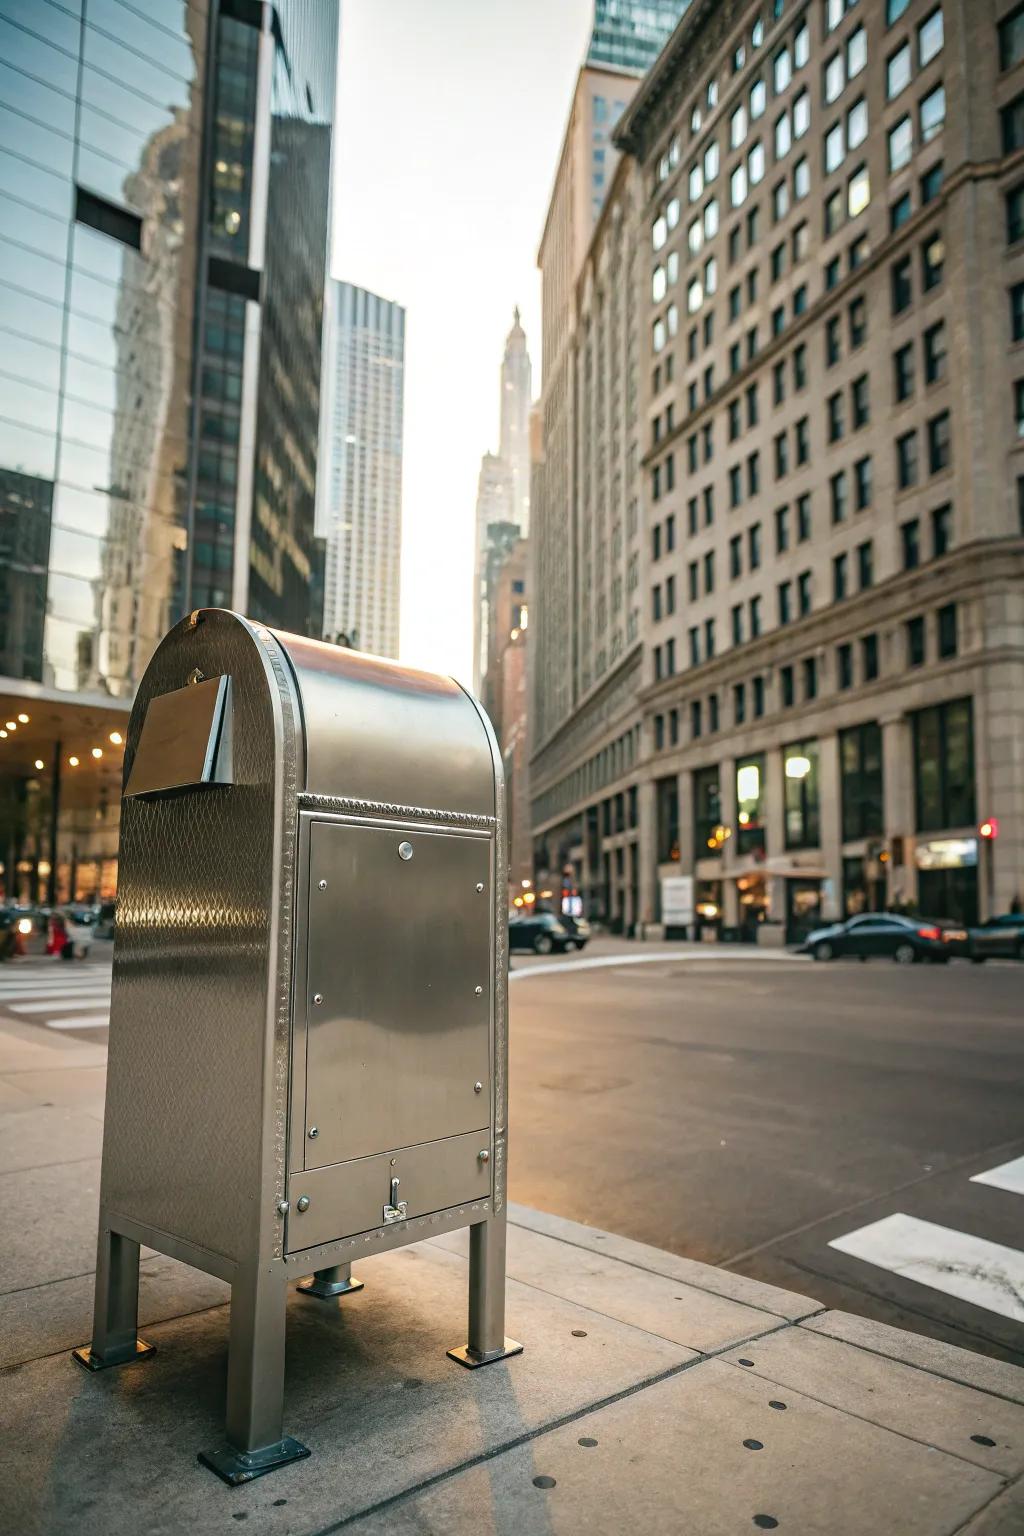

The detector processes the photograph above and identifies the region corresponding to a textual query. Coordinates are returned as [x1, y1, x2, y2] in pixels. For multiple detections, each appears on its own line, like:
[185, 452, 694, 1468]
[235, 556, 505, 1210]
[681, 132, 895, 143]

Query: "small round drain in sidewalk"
[578, 1437, 598, 1448]
[533, 1475, 557, 1489]
[971, 1435, 996, 1447]
[571, 1329, 588, 1338]
[742, 1438, 764, 1450]
[752, 1517, 779, 1530]
[768, 1400, 787, 1410]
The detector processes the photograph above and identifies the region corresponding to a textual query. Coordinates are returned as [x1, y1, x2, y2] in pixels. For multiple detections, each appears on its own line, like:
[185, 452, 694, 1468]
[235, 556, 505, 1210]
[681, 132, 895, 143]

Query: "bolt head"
[318, 879, 327, 891]
[398, 841, 414, 861]
[308, 1126, 319, 1139]
[313, 993, 323, 1006]
[476, 882, 484, 893]
[474, 1081, 483, 1093]
[478, 1149, 490, 1163]
[297, 1195, 310, 1213]
[277, 1200, 290, 1215]
[474, 985, 483, 995]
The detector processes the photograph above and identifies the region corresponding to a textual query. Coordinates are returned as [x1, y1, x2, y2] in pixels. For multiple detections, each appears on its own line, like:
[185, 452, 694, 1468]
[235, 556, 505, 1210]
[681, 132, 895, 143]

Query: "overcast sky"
[331, 0, 593, 682]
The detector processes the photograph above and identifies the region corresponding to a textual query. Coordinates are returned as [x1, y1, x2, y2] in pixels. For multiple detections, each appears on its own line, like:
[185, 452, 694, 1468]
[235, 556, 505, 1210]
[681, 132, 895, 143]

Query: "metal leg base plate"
[447, 1337, 523, 1369]
[72, 1339, 155, 1371]
[197, 1437, 311, 1486]
[296, 1275, 365, 1300]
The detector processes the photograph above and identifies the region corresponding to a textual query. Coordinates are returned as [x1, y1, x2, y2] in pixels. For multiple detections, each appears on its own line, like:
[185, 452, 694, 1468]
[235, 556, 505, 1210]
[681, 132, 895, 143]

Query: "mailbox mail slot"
[74, 610, 520, 1486]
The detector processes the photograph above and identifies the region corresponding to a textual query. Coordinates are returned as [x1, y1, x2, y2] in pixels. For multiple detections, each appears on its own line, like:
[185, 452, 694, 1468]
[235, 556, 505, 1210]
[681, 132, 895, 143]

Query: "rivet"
[474, 985, 483, 995]
[308, 1126, 319, 1139]
[474, 1081, 483, 1093]
[398, 841, 414, 861]
[318, 879, 327, 891]
[276, 1200, 289, 1215]
[390, 1158, 396, 1166]
[313, 993, 323, 1006]
[297, 1195, 310, 1213]
[476, 882, 484, 893]
[478, 1149, 489, 1163]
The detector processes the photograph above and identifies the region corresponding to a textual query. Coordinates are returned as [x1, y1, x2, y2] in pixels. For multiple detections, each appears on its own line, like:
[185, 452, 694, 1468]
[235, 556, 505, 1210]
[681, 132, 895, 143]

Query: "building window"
[747, 382, 759, 426]
[750, 594, 763, 637]
[688, 561, 699, 602]
[775, 431, 789, 478]
[734, 682, 747, 724]
[704, 549, 716, 593]
[840, 722, 884, 839]
[887, 41, 911, 100]
[1016, 378, 1024, 437]
[753, 675, 765, 717]
[797, 493, 811, 541]
[833, 550, 849, 600]
[830, 469, 848, 523]
[778, 581, 792, 626]
[736, 755, 766, 854]
[771, 240, 786, 280]
[694, 767, 722, 858]
[798, 569, 812, 616]
[857, 539, 873, 589]
[803, 655, 818, 699]
[793, 343, 807, 389]
[849, 295, 867, 348]
[919, 7, 944, 64]
[862, 631, 879, 680]
[689, 626, 700, 665]
[887, 0, 910, 21]
[937, 602, 958, 658]
[826, 316, 841, 366]
[732, 602, 744, 645]
[1013, 283, 1024, 343]
[901, 518, 920, 570]
[912, 698, 975, 830]
[780, 664, 795, 707]
[1002, 92, 1024, 153]
[775, 504, 790, 553]
[906, 614, 926, 667]
[793, 219, 809, 261]
[851, 373, 870, 429]
[729, 398, 741, 440]
[923, 320, 947, 383]
[896, 429, 918, 488]
[784, 741, 820, 848]
[825, 255, 841, 290]
[837, 642, 853, 690]
[772, 303, 786, 336]
[920, 85, 946, 144]
[709, 693, 720, 733]
[920, 161, 943, 203]
[888, 116, 913, 172]
[827, 391, 845, 442]
[932, 502, 952, 556]
[747, 450, 759, 494]
[921, 233, 944, 290]
[729, 465, 742, 507]
[825, 121, 845, 176]
[927, 409, 950, 472]
[691, 700, 703, 739]
[854, 454, 872, 509]
[824, 52, 844, 105]
[793, 157, 810, 200]
[1008, 184, 1024, 245]
[894, 341, 915, 400]
[890, 192, 912, 231]
[655, 714, 665, 751]
[748, 522, 762, 570]
[773, 359, 786, 406]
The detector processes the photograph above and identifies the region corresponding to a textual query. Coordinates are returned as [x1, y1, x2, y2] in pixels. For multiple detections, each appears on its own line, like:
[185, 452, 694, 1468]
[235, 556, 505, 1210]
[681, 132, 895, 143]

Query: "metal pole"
[47, 739, 61, 909]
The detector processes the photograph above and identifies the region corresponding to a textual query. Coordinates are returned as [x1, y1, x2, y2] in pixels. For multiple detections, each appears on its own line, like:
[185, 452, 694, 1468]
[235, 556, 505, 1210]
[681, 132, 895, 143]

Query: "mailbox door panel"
[286, 1129, 491, 1250]
[304, 819, 491, 1167]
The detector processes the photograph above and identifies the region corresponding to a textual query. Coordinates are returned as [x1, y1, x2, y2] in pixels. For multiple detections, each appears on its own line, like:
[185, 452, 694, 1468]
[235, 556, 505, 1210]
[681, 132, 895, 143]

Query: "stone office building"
[531, 0, 1024, 935]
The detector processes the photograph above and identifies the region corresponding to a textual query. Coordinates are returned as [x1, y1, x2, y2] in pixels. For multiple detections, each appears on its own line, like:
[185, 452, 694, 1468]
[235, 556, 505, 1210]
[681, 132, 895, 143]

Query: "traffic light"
[979, 818, 999, 841]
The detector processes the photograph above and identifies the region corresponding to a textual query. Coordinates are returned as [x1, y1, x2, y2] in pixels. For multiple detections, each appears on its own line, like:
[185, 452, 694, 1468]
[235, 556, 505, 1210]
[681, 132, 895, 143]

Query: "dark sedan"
[800, 912, 963, 963]
[508, 911, 575, 955]
[969, 913, 1024, 962]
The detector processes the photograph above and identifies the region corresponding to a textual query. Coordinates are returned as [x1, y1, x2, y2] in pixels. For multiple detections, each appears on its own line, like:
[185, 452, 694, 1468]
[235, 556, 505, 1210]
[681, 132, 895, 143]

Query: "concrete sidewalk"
[2, 1014, 1023, 1535]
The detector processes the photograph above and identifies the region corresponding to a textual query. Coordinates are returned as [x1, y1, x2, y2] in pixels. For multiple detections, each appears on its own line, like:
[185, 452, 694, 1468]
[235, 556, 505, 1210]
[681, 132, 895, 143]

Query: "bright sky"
[331, 0, 593, 683]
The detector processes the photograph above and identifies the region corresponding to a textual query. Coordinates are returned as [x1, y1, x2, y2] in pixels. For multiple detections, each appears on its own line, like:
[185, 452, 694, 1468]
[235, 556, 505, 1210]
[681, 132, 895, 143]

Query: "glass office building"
[0, 0, 338, 902]
[587, 0, 691, 74]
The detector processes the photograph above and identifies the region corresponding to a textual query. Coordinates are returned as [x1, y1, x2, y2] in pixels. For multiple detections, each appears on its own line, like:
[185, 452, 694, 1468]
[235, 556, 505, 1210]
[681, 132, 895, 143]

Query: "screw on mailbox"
[308, 1126, 318, 1139]
[476, 882, 484, 893]
[478, 1150, 489, 1163]
[318, 879, 327, 891]
[474, 985, 483, 995]
[313, 993, 323, 1006]
[398, 841, 413, 860]
[474, 1081, 483, 1093]
[296, 1196, 310, 1213]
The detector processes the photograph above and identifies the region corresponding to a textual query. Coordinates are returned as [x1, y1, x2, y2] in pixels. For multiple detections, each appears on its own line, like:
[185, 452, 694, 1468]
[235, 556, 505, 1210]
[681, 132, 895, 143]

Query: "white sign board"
[661, 875, 694, 926]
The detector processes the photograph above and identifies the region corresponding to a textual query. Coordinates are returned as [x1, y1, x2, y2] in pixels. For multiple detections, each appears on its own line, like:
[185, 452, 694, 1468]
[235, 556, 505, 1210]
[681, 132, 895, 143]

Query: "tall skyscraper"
[472, 311, 533, 694]
[0, 0, 338, 904]
[321, 282, 406, 659]
[587, 1, 692, 74]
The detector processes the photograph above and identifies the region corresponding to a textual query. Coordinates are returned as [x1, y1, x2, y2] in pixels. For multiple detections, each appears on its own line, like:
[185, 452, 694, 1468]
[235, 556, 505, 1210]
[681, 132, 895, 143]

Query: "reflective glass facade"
[0, 0, 337, 696]
[587, 1, 691, 74]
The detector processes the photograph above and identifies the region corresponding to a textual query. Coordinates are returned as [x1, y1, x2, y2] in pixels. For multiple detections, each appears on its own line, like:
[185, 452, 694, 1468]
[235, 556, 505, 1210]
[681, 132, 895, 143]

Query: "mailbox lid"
[301, 817, 492, 1168]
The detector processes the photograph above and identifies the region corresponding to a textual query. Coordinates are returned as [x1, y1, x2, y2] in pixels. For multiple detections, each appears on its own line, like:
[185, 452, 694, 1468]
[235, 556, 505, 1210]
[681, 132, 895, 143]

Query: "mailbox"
[74, 609, 520, 1484]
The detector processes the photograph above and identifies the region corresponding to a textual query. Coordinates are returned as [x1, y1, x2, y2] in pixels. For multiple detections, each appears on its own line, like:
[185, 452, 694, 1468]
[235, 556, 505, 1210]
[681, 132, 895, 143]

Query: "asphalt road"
[508, 949, 1024, 1367]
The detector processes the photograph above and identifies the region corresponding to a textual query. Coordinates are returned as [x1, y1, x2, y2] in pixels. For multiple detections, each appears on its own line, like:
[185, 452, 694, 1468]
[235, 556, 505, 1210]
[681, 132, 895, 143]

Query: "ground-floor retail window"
[842, 855, 885, 916]
[786, 878, 822, 944]
[917, 864, 978, 926]
[737, 872, 767, 941]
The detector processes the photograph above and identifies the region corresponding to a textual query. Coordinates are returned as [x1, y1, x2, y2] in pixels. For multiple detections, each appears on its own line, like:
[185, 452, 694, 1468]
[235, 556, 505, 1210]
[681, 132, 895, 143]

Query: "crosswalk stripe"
[829, 1212, 1024, 1324]
[0, 983, 111, 997]
[970, 1156, 1024, 1197]
[8, 996, 111, 1013]
[0, 976, 112, 991]
[44, 1013, 110, 1031]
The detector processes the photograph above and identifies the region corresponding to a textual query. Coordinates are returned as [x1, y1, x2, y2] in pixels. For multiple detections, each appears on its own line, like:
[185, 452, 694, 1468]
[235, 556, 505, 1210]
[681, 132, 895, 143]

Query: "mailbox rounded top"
[272, 628, 498, 819]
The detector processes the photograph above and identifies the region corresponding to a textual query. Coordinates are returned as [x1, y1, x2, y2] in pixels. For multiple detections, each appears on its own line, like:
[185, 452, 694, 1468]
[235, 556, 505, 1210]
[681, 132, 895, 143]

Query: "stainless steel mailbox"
[74, 609, 520, 1484]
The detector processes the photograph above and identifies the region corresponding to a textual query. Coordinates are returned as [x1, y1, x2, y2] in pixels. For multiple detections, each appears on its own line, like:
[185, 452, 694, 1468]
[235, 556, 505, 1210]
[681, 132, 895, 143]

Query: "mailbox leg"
[297, 1262, 364, 1300]
[72, 1223, 155, 1371]
[447, 1213, 523, 1368]
[198, 1266, 309, 1485]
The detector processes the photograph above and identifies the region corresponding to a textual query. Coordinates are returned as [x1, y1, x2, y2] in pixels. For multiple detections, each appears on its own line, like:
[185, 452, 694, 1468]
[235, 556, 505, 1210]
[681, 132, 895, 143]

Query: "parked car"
[799, 912, 964, 964]
[508, 911, 574, 955]
[969, 913, 1024, 962]
[554, 912, 591, 951]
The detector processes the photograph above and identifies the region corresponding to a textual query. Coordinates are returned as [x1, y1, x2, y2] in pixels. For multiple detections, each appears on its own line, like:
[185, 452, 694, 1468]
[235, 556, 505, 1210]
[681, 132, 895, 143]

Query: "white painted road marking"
[0, 964, 112, 1032]
[829, 1212, 1024, 1323]
[9, 993, 111, 1013]
[44, 1014, 112, 1031]
[970, 1156, 1024, 1197]
[510, 949, 806, 981]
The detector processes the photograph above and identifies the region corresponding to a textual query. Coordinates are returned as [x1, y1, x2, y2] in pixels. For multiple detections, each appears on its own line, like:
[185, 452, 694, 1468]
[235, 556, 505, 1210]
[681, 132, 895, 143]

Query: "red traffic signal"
[979, 818, 999, 841]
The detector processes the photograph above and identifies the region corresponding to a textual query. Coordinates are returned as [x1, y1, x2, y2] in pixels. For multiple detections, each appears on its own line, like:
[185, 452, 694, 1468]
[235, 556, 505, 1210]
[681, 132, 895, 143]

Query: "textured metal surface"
[304, 820, 491, 1167]
[298, 792, 495, 829]
[275, 630, 497, 817]
[100, 610, 299, 1265]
